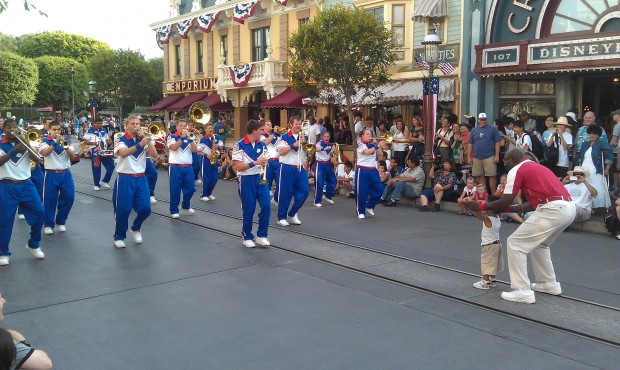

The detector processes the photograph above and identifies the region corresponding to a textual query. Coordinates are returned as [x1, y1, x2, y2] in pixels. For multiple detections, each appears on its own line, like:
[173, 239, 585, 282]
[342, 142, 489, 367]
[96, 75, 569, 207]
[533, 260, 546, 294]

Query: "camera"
[569, 176, 577, 181]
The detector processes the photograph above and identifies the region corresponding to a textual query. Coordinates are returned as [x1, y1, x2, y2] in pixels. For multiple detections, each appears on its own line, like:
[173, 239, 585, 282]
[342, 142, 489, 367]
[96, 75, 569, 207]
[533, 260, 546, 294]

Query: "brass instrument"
[332, 142, 342, 163]
[210, 136, 220, 165]
[20, 127, 44, 143]
[259, 151, 268, 185]
[188, 101, 212, 125]
[302, 143, 316, 154]
[274, 126, 289, 135]
[59, 136, 71, 150]
[9, 130, 43, 166]
[370, 132, 394, 144]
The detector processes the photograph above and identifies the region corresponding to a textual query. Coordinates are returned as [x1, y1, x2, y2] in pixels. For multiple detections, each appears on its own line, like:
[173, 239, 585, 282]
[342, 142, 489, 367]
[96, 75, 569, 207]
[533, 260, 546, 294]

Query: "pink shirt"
[505, 159, 570, 208]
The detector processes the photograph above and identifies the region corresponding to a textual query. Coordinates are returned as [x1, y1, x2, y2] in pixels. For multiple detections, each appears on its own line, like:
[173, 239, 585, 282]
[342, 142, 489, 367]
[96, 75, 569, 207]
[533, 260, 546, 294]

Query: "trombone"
[369, 132, 394, 144]
[9, 129, 43, 164]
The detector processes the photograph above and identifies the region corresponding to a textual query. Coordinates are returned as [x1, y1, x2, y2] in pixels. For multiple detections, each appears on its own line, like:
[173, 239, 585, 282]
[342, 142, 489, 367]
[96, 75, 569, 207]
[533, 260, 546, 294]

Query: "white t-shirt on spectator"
[564, 182, 593, 212]
[307, 124, 321, 144]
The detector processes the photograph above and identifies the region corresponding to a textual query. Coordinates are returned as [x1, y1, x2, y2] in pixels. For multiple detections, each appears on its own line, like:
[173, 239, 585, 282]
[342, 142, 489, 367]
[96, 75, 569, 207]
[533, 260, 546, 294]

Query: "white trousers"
[507, 200, 576, 290]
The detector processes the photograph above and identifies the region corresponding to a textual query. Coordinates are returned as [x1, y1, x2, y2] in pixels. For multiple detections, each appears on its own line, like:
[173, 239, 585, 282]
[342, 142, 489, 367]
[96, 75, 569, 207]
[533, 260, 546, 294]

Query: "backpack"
[604, 209, 620, 236]
[528, 133, 545, 162]
[543, 134, 560, 166]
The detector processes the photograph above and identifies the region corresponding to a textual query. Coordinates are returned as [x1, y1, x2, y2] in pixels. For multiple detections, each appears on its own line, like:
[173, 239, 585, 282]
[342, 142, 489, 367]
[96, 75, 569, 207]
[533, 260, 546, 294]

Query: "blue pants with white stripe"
[91, 153, 115, 186]
[18, 163, 43, 215]
[314, 162, 337, 204]
[355, 167, 383, 216]
[145, 158, 158, 196]
[192, 153, 202, 180]
[200, 158, 218, 197]
[0, 180, 45, 255]
[238, 174, 270, 240]
[42, 171, 75, 228]
[113, 175, 151, 241]
[266, 159, 280, 195]
[169, 165, 196, 214]
[276, 164, 309, 221]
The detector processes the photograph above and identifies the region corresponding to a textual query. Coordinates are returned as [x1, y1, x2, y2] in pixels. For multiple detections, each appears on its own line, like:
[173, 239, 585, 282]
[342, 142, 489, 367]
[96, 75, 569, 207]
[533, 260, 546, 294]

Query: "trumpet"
[55, 135, 71, 150]
[274, 126, 289, 135]
[259, 152, 268, 185]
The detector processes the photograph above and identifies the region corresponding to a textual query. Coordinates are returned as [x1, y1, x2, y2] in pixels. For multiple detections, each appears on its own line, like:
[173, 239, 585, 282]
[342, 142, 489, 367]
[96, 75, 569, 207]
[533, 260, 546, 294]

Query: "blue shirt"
[468, 124, 501, 159]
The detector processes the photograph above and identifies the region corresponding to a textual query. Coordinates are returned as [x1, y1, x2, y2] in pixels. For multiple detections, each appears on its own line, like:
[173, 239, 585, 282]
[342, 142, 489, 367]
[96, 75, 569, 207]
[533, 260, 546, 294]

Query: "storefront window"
[499, 79, 556, 117]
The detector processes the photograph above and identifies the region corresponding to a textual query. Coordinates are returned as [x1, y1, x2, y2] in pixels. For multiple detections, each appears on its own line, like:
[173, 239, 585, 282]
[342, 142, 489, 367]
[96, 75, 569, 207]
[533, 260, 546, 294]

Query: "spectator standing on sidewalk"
[468, 113, 502, 194]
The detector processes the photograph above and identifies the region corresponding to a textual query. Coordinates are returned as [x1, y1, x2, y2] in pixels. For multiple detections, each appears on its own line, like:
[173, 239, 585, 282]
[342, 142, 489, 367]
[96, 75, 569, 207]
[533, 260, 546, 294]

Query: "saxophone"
[210, 135, 220, 165]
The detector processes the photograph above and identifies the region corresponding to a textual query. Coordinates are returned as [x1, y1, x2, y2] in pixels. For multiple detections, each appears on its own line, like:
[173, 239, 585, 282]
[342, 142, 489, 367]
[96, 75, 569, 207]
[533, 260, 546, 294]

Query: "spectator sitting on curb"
[562, 166, 597, 222]
[382, 155, 425, 207]
[336, 161, 355, 198]
[418, 159, 457, 212]
[457, 177, 477, 215]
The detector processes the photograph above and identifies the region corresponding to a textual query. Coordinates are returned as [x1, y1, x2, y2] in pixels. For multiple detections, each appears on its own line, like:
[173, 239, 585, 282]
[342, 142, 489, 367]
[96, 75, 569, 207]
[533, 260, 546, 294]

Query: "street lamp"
[70, 62, 75, 123]
[420, 24, 442, 185]
[88, 80, 97, 122]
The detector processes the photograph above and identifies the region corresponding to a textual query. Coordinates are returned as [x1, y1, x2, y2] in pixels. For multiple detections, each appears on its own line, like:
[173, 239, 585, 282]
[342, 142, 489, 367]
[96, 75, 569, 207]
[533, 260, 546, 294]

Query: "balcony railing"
[216, 56, 288, 101]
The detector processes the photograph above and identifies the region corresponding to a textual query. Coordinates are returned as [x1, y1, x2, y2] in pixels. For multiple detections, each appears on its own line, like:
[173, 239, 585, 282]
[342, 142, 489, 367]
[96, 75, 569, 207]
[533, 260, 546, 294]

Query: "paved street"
[0, 160, 618, 368]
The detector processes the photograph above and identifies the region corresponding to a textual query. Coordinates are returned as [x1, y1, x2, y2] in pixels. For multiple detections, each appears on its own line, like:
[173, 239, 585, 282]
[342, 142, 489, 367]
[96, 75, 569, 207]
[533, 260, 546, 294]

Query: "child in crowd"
[336, 161, 355, 198]
[470, 195, 505, 290]
[475, 183, 488, 203]
[377, 160, 391, 186]
[494, 174, 525, 223]
[457, 177, 477, 215]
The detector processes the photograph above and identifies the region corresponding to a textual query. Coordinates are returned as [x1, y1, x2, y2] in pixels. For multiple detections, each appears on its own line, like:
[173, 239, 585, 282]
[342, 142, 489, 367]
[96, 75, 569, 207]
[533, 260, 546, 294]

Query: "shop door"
[581, 75, 620, 133]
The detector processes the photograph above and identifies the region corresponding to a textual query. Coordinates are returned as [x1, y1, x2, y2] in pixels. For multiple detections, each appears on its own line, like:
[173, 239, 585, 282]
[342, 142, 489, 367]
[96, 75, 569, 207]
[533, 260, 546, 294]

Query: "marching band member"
[0, 119, 46, 265]
[232, 119, 270, 247]
[167, 119, 198, 218]
[355, 128, 384, 219]
[17, 135, 44, 221]
[275, 116, 309, 226]
[196, 123, 223, 201]
[145, 156, 158, 204]
[38, 121, 76, 235]
[188, 121, 203, 184]
[112, 116, 159, 249]
[313, 131, 337, 207]
[82, 117, 115, 190]
[261, 120, 280, 200]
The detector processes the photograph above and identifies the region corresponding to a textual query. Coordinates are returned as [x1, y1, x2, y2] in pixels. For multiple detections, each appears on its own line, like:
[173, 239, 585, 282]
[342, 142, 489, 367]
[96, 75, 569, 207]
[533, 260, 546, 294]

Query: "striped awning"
[379, 78, 454, 103]
[412, 0, 447, 22]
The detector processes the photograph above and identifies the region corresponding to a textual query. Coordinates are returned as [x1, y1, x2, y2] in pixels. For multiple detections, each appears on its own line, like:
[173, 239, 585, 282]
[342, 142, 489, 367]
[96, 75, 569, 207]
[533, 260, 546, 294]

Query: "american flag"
[414, 55, 430, 71]
[423, 77, 439, 159]
[437, 58, 455, 75]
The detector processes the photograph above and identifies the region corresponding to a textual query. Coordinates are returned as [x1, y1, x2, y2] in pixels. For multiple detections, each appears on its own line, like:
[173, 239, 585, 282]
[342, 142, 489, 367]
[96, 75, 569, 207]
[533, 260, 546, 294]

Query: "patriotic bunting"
[197, 11, 220, 32]
[157, 25, 172, 44]
[423, 77, 439, 159]
[230, 64, 254, 87]
[232, 1, 259, 24]
[177, 18, 194, 39]
[274, 0, 289, 5]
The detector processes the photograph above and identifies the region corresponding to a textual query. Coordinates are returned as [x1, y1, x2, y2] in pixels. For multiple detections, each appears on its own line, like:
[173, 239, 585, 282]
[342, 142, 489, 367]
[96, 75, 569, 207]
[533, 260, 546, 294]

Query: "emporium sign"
[528, 36, 620, 64]
[164, 77, 217, 94]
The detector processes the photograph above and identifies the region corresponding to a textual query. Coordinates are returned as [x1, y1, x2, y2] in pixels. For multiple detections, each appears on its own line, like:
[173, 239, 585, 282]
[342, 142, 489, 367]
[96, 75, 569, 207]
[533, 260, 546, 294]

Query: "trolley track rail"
[72, 180, 620, 348]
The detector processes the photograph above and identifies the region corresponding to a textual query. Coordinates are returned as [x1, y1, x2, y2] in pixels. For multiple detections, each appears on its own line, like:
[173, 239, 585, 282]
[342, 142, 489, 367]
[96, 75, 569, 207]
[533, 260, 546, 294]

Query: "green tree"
[0, 0, 46, 16]
[18, 32, 110, 64]
[33, 56, 89, 111]
[0, 51, 38, 106]
[89, 49, 153, 119]
[0, 33, 19, 53]
[146, 57, 164, 105]
[288, 5, 395, 125]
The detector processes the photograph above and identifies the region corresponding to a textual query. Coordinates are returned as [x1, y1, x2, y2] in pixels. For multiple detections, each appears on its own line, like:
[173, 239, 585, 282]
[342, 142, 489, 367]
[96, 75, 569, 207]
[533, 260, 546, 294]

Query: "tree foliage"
[0, 0, 46, 16]
[33, 56, 89, 110]
[0, 51, 38, 106]
[18, 32, 111, 64]
[0, 33, 19, 53]
[89, 49, 156, 119]
[288, 5, 395, 123]
[146, 57, 164, 105]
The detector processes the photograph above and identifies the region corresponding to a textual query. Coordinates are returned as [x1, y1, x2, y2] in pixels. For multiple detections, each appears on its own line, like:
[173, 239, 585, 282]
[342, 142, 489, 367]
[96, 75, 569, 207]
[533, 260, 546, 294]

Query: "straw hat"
[554, 116, 572, 126]
[567, 166, 590, 178]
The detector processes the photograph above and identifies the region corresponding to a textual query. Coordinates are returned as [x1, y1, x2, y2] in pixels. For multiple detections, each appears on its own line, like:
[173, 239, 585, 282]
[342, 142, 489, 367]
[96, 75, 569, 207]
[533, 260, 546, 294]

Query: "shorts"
[472, 156, 497, 177]
[573, 205, 592, 222]
[481, 241, 504, 276]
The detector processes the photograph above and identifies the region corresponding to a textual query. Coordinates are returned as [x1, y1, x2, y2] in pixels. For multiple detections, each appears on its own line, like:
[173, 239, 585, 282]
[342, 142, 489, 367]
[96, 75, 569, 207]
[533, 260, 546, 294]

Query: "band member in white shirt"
[82, 117, 115, 190]
[196, 123, 223, 201]
[38, 121, 76, 235]
[313, 131, 337, 207]
[167, 119, 198, 218]
[112, 116, 159, 248]
[275, 116, 309, 226]
[261, 120, 280, 199]
[355, 128, 384, 219]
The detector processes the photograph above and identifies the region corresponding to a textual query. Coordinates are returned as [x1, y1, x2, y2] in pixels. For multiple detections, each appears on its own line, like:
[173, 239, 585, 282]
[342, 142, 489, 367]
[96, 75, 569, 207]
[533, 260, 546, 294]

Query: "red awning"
[36, 106, 54, 112]
[147, 95, 185, 112]
[260, 87, 308, 109]
[165, 92, 209, 111]
[203, 93, 234, 111]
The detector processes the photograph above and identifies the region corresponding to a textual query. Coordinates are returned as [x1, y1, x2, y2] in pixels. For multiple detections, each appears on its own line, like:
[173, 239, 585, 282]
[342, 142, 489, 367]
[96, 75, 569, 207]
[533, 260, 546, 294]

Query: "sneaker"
[277, 219, 289, 226]
[57, 225, 66, 232]
[314, 203, 322, 208]
[501, 289, 535, 304]
[101, 182, 111, 189]
[200, 196, 210, 201]
[93, 186, 100, 191]
[196, 179, 202, 184]
[131, 230, 143, 244]
[384, 200, 397, 207]
[531, 282, 562, 295]
[114, 240, 126, 249]
[26, 245, 45, 259]
[419, 205, 430, 212]
[431, 204, 441, 212]
[271, 198, 278, 205]
[255, 237, 270, 246]
[366, 208, 374, 216]
[18, 214, 25, 220]
[184, 208, 195, 214]
[242, 239, 256, 248]
[208, 195, 215, 201]
[287, 214, 301, 225]
[324, 198, 334, 204]
[150, 196, 157, 204]
[358, 214, 365, 219]
[43, 227, 54, 235]
[0, 256, 9, 266]
[616, 234, 620, 240]
[347, 192, 355, 199]
[171, 213, 180, 219]
[473, 279, 496, 290]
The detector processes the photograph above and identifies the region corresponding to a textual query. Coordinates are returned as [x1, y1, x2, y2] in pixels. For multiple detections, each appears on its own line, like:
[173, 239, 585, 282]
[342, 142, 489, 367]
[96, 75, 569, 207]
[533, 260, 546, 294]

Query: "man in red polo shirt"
[467, 148, 576, 304]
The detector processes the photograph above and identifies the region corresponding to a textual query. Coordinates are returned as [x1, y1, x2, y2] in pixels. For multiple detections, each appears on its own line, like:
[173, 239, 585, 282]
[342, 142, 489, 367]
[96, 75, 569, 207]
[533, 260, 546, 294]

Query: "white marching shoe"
[366, 208, 375, 216]
[18, 214, 25, 220]
[100, 182, 111, 189]
[277, 219, 289, 226]
[57, 225, 66, 232]
[201, 196, 210, 201]
[131, 230, 143, 244]
[243, 239, 256, 248]
[358, 214, 365, 219]
[43, 227, 54, 235]
[255, 237, 270, 246]
[208, 195, 215, 201]
[287, 214, 301, 225]
[114, 240, 126, 249]
[150, 196, 157, 204]
[26, 245, 45, 259]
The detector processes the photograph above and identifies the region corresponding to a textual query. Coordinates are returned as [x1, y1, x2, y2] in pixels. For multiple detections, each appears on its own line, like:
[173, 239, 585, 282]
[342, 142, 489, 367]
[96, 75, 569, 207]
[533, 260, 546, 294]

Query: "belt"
[281, 163, 300, 168]
[544, 196, 572, 203]
[316, 160, 332, 164]
[169, 164, 192, 168]
[0, 179, 28, 184]
[481, 240, 500, 247]
[119, 173, 145, 178]
[46, 169, 69, 173]
[357, 166, 377, 170]
[268, 158, 279, 161]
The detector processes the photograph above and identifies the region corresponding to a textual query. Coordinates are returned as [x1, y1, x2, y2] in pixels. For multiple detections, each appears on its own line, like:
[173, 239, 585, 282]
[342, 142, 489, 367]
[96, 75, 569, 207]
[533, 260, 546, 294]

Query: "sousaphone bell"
[189, 101, 212, 125]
